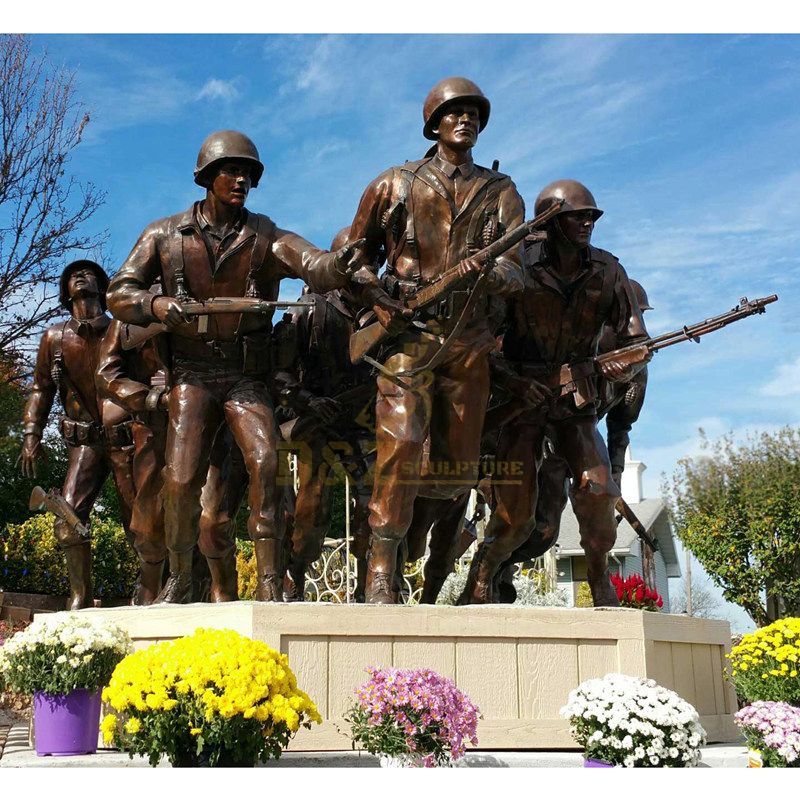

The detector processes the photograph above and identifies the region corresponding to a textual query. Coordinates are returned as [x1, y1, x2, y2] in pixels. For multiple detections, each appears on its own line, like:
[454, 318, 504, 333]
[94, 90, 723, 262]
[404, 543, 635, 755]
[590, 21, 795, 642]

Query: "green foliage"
[1, 513, 137, 599]
[667, 428, 800, 627]
[575, 581, 594, 608]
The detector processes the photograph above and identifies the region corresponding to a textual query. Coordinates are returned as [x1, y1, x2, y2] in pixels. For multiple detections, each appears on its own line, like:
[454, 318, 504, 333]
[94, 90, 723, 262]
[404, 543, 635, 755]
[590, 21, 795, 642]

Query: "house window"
[571, 555, 588, 582]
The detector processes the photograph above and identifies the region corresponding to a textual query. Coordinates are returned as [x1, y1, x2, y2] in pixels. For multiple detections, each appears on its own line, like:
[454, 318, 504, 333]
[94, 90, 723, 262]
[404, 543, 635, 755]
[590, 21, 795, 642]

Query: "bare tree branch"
[0, 34, 106, 378]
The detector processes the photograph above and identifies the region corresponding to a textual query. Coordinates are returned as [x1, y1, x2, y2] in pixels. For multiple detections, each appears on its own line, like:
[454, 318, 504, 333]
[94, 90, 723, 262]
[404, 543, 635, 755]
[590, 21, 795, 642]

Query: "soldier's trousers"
[162, 369, 281, 555]
[482, 412, 619, 582]
[369, 333, 491, 543]
[56, 443, 135, 548]
[128, 419, 167, 563]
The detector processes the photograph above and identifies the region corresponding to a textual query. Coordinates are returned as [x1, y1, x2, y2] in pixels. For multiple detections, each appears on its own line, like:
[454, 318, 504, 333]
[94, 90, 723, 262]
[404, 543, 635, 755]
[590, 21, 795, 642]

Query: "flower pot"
[172, 750, 256, 768]
[33, 688, 102, 756]
[583, 757, 615, 767]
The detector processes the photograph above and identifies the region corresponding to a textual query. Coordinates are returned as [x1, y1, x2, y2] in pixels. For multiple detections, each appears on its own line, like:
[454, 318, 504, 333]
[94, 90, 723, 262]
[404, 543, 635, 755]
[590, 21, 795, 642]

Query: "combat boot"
[132, 559, 164, 606]
[494, 562, 518, 604]
[282, 559, 306, 602]
[253, 539, 283, 602]
[588, 568, 620, 607]
[365, 536, 399, 604]
[63, 543, 93, 610]
[155, 550, 194, 604]
[207, 550, 239, 603]
[456, 545, 496, 605]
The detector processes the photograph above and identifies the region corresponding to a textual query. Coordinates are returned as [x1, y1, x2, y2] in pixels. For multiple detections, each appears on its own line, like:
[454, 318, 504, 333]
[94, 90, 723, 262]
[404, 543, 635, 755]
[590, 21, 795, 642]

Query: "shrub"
[735, 701, 800, 767]
[0, 612, 132, 694]
[560, 673, 707, 767]
[0, 513, 137, 600]
[436, 567, 568, 607]
[101, 628, 321, 767]
[727, 618, 800, 705]
[345, 666, 479, 766]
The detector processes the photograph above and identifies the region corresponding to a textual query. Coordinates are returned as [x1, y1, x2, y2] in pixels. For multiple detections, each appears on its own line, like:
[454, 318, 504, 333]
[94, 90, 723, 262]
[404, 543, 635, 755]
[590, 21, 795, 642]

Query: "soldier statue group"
[20, 77, 776, 611]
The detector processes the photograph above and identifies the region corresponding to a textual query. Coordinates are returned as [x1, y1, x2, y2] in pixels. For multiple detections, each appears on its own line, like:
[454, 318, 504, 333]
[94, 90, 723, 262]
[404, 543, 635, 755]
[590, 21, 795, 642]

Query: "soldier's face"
[67, 267, 99, 299]
[557, 210, 596, 248]
[210, 161, 252, 207]
[434, 103, 480, 150]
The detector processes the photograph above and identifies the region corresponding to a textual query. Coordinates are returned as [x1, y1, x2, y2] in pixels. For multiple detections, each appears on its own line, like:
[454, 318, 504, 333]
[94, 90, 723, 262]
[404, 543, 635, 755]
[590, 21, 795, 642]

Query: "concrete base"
[59, 602, 739, 750]
[0, 725, 747, 768]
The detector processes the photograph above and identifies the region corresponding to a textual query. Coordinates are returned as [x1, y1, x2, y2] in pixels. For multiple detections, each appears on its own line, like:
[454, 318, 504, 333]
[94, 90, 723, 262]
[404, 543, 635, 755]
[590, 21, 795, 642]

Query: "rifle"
[29, 486, 89, 541]
[348, 199, 566, 365]
[121, 297, 315, 350]
[615, 497, 659, 593]
[489, 294, 779, 426]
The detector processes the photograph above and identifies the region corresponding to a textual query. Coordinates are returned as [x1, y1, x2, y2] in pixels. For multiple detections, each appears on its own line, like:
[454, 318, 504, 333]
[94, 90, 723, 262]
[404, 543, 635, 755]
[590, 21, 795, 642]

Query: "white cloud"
[761, 355, 800, 397]
[196, 78, 241, 103]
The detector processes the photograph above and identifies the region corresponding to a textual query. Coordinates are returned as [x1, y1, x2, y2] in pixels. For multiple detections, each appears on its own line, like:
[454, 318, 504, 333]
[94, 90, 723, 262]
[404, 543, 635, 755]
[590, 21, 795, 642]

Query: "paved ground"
[0, 725, 748, 768]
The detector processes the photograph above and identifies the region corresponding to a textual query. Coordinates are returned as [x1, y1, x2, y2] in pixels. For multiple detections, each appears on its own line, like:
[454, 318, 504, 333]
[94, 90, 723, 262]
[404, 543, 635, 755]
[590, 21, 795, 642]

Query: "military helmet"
[630, 279, 653, 311]
[194, 130, 264, 189]
[534, 179, 604, 221]
[330, 226, 351, 251]
[422, 77, 491, 141]
[59, 260, 109, 311]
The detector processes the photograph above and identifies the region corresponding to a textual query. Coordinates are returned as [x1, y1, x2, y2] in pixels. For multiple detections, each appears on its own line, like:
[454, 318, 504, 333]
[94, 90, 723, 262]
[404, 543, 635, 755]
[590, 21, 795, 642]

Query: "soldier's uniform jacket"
[502, 241, 648, 416]
[107, 202, 350, 365]
[349, 154, 525, 340]
[95, 321, 169, 421]
[23, 315, 112, 443]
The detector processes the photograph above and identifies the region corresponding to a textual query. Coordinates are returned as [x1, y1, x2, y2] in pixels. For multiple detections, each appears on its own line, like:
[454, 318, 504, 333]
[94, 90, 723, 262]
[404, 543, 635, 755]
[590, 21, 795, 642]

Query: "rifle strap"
[370, 270, 490, 382]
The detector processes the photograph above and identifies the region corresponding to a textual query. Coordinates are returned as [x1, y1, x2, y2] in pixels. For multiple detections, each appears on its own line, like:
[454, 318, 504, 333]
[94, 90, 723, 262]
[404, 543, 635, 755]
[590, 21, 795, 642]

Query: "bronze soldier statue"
[276, 227, 376, 602]
[345, 77, 526, 603]
[20, 260, 136, 610]
[459, 179, 649, 606]
[95, 318, 170, 604]
[106, 130, 364, 603]
[492, 280, 653, 602]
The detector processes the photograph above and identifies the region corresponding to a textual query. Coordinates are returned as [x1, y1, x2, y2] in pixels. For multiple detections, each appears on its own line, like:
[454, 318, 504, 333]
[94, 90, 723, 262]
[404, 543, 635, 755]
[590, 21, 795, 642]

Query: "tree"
[670, 574, 722, 619]
[0, 34, 105, 376]
[667, 428, 800, 627]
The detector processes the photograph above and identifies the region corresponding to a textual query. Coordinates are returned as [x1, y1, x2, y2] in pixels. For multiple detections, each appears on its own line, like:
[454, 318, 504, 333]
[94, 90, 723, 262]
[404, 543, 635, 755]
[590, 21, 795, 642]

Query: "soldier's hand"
[152, 296, 189, 329]
[308, 396, 341, 425]
[599, 359, 635, 382]
[332, 237, 368, 278]
[373, 293, 413, 335]
[523, 378, 552, 407]
[158, 390, 171, 411]
[455, 257, 485, 280]
[20, 434, 45, 478]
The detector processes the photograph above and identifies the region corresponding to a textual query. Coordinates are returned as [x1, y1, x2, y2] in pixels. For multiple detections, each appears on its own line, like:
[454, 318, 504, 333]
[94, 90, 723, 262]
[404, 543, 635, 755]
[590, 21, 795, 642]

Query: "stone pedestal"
[69, 604, 739, 750]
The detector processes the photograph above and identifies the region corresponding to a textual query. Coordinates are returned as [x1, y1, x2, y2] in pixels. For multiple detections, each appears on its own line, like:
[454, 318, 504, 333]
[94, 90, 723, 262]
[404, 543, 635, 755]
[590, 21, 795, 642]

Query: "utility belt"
[514, 357, 598, 408]
[383, 273, 482, 333]
[59, 417, 103, 447]
[171, 332, 271, 377]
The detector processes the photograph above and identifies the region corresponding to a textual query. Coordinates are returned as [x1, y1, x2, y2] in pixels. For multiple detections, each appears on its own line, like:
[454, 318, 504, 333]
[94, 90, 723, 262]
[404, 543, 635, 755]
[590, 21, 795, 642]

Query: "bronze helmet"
[193, 130, 265, 189]
[629, 279, 653, 311]
[58, 260, 109, 311]
[422, 77, 491, 141]
[534, 179, 604, 221]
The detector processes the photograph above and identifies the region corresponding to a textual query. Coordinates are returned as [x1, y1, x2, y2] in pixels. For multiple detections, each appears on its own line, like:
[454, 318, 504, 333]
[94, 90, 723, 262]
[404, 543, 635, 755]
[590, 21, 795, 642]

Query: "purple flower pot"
[33, 688, 102, 756]
[584, 757, 614, 767]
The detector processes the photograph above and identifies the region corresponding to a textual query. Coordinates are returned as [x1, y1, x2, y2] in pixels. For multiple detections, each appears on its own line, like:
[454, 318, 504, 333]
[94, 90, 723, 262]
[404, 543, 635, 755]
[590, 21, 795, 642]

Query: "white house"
[553, 448, 681, 607]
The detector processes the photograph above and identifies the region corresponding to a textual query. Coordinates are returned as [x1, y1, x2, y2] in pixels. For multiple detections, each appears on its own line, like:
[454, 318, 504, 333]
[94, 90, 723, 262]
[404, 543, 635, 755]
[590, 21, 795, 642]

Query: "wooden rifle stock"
[349, 199, 566, 364]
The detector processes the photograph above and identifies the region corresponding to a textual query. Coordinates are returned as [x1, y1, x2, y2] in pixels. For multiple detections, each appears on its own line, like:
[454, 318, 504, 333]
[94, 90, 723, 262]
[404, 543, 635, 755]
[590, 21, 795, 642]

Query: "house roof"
[554, 497, 681, 577]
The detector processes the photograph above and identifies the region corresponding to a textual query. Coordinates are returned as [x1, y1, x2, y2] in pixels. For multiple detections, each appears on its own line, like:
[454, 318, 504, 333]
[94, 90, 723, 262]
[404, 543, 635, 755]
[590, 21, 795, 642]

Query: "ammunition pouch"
[105, 419, 134, 448]
[59, 417, 104, 447]
[242, 332, 272, 377]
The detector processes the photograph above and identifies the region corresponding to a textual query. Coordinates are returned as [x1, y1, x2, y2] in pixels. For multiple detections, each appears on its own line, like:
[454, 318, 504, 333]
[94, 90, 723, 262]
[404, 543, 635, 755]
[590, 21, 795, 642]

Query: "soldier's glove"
[506, 375, 551, 407]
[308, 396, 342, 425]
[372, 290, 413, 335]
[19, 434, 46, 478]
[331, 238, 368, 278]
[152, 296, 189, 329]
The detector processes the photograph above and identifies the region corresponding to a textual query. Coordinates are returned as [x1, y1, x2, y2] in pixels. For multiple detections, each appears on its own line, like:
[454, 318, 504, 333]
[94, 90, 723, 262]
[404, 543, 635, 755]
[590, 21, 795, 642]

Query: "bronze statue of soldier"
[276, 227, 377, 603]
[106, 130, 364, 603]
[345, 77, 526, 603]
[20, 260, 136, 610]
[459, 180, 649, 606]
[492, 279, 653, 603]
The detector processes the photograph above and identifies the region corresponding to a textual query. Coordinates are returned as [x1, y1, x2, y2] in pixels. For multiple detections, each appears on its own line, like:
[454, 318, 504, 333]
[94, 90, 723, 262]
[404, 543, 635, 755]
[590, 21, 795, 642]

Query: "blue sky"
[34, 34, 799, 630]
